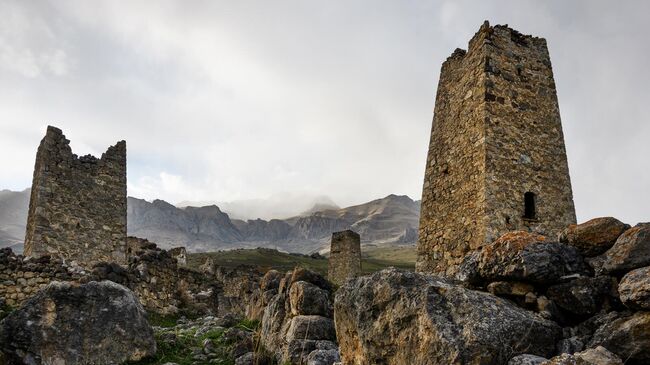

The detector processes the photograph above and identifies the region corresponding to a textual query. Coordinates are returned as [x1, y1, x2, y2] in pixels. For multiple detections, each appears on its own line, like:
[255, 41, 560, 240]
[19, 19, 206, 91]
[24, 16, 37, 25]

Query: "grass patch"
[188, 245, 415, 276]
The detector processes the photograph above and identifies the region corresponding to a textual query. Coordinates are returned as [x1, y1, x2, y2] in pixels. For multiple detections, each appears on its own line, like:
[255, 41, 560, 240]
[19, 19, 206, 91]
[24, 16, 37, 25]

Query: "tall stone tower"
[417, 22, 576, 276]
[24, 126, 127, 267]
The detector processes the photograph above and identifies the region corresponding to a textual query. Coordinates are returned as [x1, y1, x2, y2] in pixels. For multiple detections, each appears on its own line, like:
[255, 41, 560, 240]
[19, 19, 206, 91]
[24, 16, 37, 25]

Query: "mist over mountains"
[0, 189, 420, 254]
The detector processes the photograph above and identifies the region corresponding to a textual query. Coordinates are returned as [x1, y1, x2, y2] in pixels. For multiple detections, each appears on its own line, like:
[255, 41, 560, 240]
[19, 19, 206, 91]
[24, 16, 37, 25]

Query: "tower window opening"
[524, 192, 536, 219]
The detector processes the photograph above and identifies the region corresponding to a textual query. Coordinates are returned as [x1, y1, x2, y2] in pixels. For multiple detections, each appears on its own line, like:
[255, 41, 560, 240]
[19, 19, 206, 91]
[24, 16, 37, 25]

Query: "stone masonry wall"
[482, 25, 576, 242]
[24, 126, 127, 268]
[416, 26, 490, 275]
[328, 230, 361, 286]
[417, 22, 576, 276]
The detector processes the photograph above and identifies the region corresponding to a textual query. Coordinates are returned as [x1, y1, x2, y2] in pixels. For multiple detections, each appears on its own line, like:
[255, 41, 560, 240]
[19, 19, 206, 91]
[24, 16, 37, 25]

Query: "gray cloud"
[0, 0, 648, 224]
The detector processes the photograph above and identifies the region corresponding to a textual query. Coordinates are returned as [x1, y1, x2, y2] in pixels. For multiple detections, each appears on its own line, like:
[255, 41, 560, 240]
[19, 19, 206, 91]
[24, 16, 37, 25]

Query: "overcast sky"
[0, 0, 648, 224]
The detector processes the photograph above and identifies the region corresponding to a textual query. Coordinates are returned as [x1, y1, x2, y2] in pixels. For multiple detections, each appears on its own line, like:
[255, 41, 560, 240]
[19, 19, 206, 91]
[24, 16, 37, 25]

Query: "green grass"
[128, 317, 261, 365]
[187, 245, 415, 276]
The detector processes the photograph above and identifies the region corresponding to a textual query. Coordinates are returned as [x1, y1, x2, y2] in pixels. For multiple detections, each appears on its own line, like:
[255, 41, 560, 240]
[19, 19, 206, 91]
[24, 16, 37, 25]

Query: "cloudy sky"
[0, 0, 648, 224]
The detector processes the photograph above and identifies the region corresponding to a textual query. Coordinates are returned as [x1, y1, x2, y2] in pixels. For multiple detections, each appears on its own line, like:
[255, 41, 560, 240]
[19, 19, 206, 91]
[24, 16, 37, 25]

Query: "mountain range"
[0, 189, 420, 254]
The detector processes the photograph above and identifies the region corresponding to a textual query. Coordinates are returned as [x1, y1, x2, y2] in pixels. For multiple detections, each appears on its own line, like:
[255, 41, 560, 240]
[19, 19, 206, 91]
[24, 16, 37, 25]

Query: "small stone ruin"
[328, 229, 361, 286]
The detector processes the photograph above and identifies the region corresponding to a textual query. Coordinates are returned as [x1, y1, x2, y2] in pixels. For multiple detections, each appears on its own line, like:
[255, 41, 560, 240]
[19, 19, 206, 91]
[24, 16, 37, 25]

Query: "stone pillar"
[328, 230, 361, 286]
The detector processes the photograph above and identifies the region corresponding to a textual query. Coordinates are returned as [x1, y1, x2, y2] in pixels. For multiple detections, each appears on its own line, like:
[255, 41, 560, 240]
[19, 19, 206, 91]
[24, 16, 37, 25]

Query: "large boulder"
[0, 280, 156, 364]
[545, 276, 617, 316]
[600, 224, 650, 275]
[335, 268, 561, 365]
[541, 346, 623, 365]
[259, 268, 337, 364]
[559, 217, 630, 257]
[618, 266, 650, 309]
[289, 281, 333, 316]
[588, 311, 650, 364]
[461, 231, 589, 285]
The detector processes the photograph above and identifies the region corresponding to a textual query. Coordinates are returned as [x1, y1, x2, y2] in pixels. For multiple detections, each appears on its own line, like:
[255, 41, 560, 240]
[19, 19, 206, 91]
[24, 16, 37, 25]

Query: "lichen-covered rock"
[463, 231, 589, 285]
[545, 276, 617, 316]
[559, 217, 630, 257]
[588, 311, 650, 364]
[0, 280, 155, 364]
[334, 268, 561, 365]
[600, 224, 650, 274]
[286, 315, 336, 342]
[260, 269, 283, 291]
[487, 281, 534, 297]
[619, 266, 650, 309]
[290, 281, 332, 316]
[508, 354, 547, 365]
[260, 268, 337, 364]
[541, 346, 623, 365]
[307, 348, 341, 365]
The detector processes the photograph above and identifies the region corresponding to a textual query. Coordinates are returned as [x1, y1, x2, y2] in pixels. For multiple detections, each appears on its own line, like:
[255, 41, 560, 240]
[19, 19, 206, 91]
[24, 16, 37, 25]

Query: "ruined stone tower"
[24, 126, 127, 267]
[417, 22, 576, 275]
[328, 230, 361, 286]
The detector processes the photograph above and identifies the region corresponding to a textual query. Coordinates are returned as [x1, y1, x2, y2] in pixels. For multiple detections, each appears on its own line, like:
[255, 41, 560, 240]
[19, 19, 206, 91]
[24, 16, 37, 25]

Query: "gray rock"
[508, 354, 548, 365]
[335, 268, 561, 365]
[559, 217, 630, 257]
[461, 231, 589, 285]
[0, 280, 155, 364]
[601, 224, 650, 274]
[307, 348, 341, 365]
[618, 266, 650, 310]
[588, 311, 650, 364]
[289, 281, 332, 316]
[287, 315, 336, 342]
[542, 346, 623, 364]
[556, 336, 584, 354]
[235, 352, 254, 365]
[545, 276, 616, 316]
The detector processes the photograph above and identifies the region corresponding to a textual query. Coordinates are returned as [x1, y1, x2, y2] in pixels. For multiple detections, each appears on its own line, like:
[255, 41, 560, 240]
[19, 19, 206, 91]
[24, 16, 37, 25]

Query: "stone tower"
[24, 126, 127, 267]
[417, 22, 576, 276]
[328, 230, 361, 286]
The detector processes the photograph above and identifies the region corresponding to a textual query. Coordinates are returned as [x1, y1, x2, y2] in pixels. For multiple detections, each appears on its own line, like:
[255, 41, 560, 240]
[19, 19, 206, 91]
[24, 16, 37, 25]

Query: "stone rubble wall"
[0, 238, 261, 317]
[24, 126, 127, 268]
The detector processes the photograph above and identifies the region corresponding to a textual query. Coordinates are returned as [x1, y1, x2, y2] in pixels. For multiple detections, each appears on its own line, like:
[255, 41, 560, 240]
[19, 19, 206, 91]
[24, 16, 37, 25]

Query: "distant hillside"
[0, 189, 421, 254]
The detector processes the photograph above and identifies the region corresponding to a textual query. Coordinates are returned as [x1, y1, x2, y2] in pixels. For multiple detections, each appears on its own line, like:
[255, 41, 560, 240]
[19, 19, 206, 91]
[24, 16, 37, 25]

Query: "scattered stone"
[618, 266, 650, 310]
[546, 276, 616, 316]
[0, 281, 155, 364]
[335, 268, 561, 364]
[508, 354, 548, 365]
[260, 269, 282, 291]
[560, 217, 630, 257]
[588, 311, 650, 364]
[541, 346, 623, 365]
[600, 224, 650, 274]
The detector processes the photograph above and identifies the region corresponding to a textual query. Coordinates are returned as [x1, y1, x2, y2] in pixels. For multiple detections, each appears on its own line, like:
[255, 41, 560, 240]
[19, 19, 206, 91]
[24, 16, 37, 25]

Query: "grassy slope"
[187, 245, 416, 276]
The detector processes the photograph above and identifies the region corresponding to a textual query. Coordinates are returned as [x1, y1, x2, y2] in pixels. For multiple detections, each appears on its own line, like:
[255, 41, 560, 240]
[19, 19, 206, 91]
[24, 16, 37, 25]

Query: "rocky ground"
[1, 216, 649, 365]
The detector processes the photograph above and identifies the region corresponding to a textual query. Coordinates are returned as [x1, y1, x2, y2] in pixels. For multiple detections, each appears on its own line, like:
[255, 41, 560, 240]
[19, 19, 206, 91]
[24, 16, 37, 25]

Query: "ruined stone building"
[24, 126, 127, 267]
[417, 22, 576, 275]
[328, 230, 361, 286]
